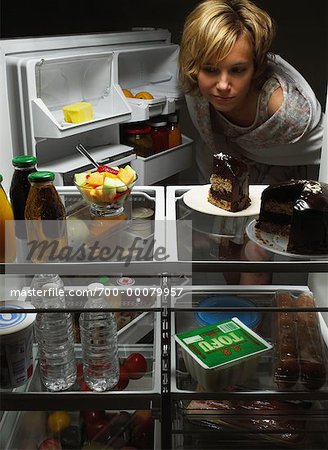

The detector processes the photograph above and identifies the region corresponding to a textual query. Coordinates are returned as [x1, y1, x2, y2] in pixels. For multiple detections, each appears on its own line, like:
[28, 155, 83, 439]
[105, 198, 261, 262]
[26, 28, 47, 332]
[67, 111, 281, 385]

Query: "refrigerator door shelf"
[131, 135, 193, 185]
[32, 84, 131, 138]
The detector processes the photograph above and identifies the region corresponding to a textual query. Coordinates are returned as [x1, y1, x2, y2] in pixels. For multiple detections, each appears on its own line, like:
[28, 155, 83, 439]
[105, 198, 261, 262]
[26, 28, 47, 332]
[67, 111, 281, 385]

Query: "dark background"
[1, 0, 327, 106]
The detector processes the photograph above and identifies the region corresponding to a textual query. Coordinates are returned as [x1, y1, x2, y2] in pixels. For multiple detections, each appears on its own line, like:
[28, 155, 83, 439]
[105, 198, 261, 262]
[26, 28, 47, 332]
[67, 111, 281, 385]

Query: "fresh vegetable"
[123, 353, 147, 380]
[38, 438, 62, 450]
[81, 410, 106, 424]
[85, 416, 110, 442]
[59, 425, 82, 449]
[47, 411, 71, 434]
[115, 364, 130, 390]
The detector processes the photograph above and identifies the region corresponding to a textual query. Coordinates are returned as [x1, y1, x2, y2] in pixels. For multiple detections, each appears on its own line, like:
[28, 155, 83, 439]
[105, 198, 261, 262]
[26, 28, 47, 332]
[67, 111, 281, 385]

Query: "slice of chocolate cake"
[208, 153, 251, 212]
[256, 179, 328, 254]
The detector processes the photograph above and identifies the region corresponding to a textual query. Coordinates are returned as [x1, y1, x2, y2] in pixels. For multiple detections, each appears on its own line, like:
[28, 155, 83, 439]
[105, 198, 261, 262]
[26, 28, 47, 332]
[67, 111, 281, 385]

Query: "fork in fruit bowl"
[75, 143, 99, 169]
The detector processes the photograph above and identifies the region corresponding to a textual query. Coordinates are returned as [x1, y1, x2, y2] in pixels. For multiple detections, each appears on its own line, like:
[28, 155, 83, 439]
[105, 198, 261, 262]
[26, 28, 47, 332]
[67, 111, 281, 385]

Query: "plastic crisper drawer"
[171, 287, 328, 394]
[19, 52, 132, 138]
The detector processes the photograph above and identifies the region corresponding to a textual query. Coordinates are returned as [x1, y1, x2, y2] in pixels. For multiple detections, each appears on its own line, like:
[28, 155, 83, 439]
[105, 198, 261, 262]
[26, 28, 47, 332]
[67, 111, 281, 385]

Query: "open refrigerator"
[0, 28, 328, 449]
[0, 29, 192, 189]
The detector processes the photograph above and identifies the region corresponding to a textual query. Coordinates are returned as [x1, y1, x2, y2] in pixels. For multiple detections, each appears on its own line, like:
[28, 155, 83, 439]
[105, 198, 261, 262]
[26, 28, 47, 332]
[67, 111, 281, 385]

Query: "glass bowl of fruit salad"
[74, 164, 138, 217]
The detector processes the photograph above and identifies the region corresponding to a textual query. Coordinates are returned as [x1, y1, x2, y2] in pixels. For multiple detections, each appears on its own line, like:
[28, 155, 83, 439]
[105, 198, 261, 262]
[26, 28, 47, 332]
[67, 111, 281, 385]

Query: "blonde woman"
[179, 0, 324, 284]
[179, 0, 323, 185]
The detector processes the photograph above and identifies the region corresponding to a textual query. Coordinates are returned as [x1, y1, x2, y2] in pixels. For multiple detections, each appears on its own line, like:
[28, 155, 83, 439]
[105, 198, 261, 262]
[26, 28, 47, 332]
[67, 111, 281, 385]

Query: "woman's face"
[197, 35, 255, 113]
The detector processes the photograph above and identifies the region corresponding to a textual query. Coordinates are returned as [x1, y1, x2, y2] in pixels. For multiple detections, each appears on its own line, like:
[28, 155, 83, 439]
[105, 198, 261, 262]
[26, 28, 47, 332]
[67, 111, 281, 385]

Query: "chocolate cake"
[208, 153, 250, 212]
[256, 179, 328, 254]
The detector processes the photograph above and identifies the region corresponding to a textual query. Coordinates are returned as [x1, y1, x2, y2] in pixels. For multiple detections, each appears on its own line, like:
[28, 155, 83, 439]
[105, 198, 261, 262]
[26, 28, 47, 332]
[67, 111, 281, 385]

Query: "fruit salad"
[74, 164, 137, 206]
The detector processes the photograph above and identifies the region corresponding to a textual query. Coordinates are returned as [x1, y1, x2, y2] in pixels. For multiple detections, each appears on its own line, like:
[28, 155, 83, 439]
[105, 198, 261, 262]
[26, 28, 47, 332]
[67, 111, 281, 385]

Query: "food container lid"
[0, 302, 36, 335]
[28, 171, 55, 182]
[132, 207, 154, 220]
[125, 126, 151, 135]
[116, 277, 135, 286]
[195, 295, 262, 330]
[175, 317, 272, 370]
[12, 155, 37, 168]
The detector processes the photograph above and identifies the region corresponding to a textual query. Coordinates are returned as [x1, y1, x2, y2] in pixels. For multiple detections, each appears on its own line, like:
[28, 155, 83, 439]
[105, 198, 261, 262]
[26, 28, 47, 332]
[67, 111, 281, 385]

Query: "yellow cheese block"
[62, 102, 94, 124]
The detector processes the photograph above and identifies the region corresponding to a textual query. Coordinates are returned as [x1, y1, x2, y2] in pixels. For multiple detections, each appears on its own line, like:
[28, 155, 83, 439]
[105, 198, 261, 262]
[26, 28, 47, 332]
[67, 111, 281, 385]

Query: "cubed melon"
[87, 172, 104, 187]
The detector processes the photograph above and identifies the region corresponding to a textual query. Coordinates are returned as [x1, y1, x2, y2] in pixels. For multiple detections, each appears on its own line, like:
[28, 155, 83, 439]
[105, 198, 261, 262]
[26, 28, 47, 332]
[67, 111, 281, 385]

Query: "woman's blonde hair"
[179, 0, 275, 94]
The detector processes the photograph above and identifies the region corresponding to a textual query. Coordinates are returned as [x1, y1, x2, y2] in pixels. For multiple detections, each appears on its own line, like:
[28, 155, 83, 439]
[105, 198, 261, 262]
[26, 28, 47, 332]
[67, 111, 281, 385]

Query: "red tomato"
[123, 353, 147, 380]
[97, 165, 119, 174]
[76, 363, 84, 384]
[115, 364, 130, 390]
[38, 438, 62, 450]
[79, 380, 92, 391]
[85, 416, 110, 442]
[81, 410, 106, 423]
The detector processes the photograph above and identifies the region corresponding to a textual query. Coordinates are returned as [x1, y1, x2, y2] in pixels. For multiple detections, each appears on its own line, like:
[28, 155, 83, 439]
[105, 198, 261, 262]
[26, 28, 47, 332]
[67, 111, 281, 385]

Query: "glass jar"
[10, 155, 37, 239]
[167, 113, 182, 148]
[123, 125, 152, 158]
[25, 171, 67, 262]
[149, 119, 169, 153]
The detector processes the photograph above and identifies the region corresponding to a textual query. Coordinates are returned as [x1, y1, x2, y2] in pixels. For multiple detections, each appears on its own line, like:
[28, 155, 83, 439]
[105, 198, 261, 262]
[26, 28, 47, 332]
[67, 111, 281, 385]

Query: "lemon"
[47, 410, 71, 434]
[134, 91, 154, 100]
[122, 88, 134, 98]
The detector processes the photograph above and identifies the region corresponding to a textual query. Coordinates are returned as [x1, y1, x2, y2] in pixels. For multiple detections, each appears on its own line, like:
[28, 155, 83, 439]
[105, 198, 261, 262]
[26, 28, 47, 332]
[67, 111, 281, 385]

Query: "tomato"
[123, 353, 147, 380]
[76, 363, 84, 384]
[97, 165, 119, 175]
[81, 410, 106, 423]
[38, 438, 62, 450]
[85, 416, 110, 442]
[115, 364, 130, 390]
[79, 380, 92, 391]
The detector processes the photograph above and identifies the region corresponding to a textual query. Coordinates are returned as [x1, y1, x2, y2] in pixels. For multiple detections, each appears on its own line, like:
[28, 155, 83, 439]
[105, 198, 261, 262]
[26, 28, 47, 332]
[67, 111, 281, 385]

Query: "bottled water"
[79, 282, 119, 391]
[30, 274, 76, 391]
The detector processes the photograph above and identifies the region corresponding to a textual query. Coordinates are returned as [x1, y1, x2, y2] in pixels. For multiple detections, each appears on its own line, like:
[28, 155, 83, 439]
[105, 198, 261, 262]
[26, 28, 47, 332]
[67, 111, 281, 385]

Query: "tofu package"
[175, 317, 272, 391]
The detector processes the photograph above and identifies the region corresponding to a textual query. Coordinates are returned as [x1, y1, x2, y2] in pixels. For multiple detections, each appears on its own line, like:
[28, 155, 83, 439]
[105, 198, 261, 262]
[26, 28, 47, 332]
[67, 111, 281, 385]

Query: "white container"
[175, 317, 272, 391]
[131, 135, 193, 185]
[0, 302, 36, 388]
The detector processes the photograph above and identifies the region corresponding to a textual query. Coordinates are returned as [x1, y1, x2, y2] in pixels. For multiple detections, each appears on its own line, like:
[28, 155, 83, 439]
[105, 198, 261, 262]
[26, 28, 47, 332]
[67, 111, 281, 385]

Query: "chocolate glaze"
[257, 180, 328, 254]
[210, 153, 250, 212]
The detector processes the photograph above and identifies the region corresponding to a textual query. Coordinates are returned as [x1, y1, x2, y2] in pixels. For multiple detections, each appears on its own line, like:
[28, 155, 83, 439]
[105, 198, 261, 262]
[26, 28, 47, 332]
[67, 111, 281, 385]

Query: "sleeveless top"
[186, 54, 324, 184]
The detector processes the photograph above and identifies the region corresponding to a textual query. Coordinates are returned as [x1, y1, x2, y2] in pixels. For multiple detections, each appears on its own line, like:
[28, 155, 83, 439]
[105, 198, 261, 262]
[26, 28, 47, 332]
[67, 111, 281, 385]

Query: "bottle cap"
[98, 275, 110, 285]
[116, 277, 135, 286]
[0, 174, 2, 183]
[87, 282, 105, 298]
[125, 126, 151, 135]
[12, 155, 37, 168]
[28, 171, 55, 183]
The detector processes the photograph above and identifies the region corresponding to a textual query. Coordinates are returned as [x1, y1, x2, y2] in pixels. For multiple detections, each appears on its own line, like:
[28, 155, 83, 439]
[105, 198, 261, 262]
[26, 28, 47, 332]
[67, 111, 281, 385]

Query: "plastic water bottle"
[79, 282, 119, 391]
[30, 274, 76, 391]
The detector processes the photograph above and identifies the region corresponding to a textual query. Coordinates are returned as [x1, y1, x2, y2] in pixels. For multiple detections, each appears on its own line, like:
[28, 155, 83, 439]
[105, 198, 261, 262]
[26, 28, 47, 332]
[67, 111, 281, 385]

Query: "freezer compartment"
[118, 45, 182, 121]
[131, 135, 193, 185]
[172, 288, 328, 393]
[0, 408, 159, 449]
[173, 399, 328, 449]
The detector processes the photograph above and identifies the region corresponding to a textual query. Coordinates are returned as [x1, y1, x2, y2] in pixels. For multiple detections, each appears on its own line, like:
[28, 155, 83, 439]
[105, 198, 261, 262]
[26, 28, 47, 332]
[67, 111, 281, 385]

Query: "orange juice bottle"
[0, 174, 16, 262]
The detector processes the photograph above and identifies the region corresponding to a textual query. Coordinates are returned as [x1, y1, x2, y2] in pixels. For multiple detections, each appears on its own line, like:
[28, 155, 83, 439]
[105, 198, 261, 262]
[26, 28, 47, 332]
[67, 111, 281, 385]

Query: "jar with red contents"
[148, 119, 169, 153]
[123, 125, 152, 158]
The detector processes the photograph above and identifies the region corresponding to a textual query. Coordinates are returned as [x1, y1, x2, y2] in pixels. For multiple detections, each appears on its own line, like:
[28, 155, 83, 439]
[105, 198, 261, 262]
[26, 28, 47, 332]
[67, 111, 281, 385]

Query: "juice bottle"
[25, 171, 67, 263]
[10, 155, 37, 239]
[168, 113, 182, 148]
[0, 174, 16, 262]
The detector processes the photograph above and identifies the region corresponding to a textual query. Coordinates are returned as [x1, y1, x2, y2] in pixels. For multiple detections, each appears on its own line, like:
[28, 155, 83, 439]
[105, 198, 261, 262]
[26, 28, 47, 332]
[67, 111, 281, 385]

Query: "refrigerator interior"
[0, 30, 192, 188]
